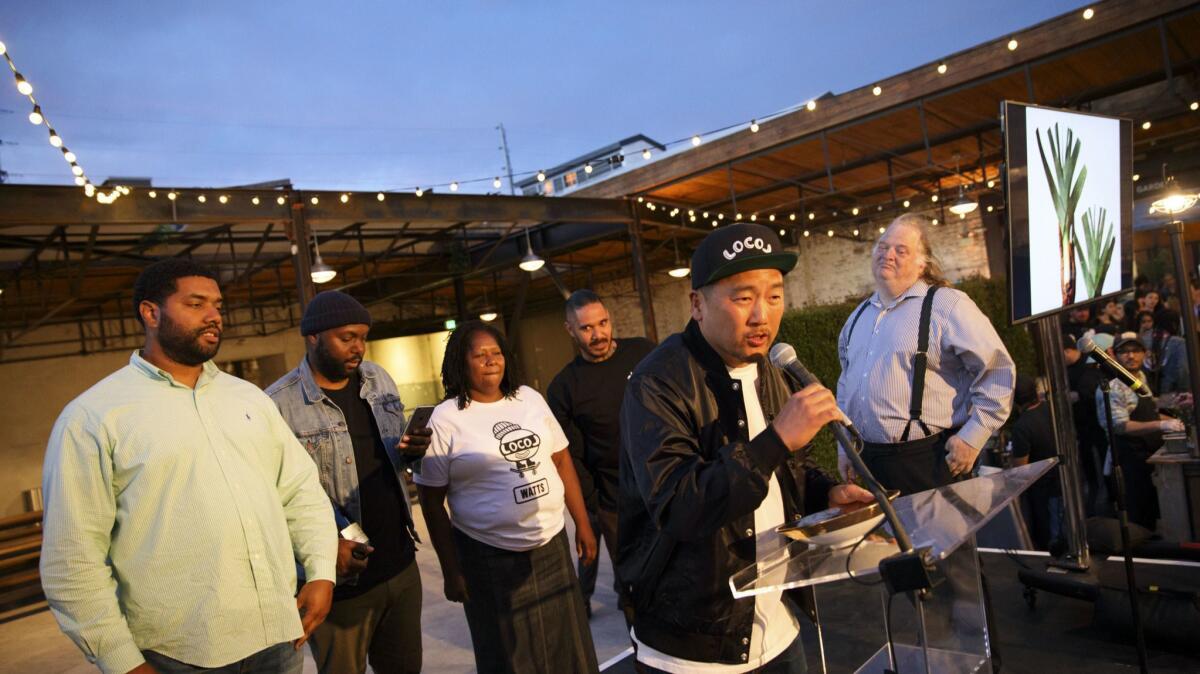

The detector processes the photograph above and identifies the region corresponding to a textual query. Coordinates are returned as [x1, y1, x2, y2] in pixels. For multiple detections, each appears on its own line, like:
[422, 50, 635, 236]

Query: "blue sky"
[1, 1, 1084, 193]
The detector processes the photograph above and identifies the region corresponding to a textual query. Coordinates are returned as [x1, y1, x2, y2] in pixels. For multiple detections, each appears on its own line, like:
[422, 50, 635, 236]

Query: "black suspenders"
[844, 286, 940, 442]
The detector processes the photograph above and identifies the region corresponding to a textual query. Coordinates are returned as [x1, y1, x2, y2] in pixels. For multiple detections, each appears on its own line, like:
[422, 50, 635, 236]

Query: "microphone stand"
[1098, 378, 1150, 674]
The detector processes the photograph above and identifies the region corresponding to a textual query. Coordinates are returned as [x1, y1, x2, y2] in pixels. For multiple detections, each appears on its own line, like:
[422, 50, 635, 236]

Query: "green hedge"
[777, 275, 1034, 474]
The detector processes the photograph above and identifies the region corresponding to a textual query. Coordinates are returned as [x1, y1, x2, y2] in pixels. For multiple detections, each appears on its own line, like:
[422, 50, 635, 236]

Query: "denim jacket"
[265, 357, 418, 544]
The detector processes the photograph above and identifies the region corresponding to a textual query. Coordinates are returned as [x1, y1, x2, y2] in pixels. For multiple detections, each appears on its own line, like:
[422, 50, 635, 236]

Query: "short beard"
[311, 335, 355, 382]
[158, 311, 220, 366]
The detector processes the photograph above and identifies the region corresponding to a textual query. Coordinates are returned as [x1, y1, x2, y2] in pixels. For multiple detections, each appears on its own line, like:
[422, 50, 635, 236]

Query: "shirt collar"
[298, 354, 372, 403]
[129, 350, 221, 388]
[870, 279, 930, 309]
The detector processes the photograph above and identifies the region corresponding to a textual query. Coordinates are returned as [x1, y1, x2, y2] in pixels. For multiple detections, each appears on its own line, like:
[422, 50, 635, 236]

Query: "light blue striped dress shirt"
[836, 280, 1015, 453]
[40, 352, 337, 674]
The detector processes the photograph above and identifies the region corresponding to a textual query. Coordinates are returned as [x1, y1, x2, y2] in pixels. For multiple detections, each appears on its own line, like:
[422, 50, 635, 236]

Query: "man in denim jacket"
[267, 291, 430, 674]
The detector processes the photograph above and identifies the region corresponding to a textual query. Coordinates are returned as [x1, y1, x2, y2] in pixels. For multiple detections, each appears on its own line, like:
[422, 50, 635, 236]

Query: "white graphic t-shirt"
[415, 385, 569, 551]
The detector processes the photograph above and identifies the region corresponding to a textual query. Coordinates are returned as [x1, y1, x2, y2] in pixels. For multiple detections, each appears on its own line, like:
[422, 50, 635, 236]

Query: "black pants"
[861, 429, 957, 496]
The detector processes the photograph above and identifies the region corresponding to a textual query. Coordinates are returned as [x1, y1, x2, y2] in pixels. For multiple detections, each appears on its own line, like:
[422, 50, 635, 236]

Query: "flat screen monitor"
[1003, 101, 1133, 325]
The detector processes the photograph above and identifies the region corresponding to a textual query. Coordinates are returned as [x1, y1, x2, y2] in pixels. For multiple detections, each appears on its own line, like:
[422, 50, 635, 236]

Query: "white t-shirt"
[415, 385, 569, 551]
[634, 364, 800, 673]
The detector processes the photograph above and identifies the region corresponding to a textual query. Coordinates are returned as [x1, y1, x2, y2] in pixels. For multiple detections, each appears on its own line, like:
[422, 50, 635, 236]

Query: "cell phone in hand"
[402, 405, 436, 438]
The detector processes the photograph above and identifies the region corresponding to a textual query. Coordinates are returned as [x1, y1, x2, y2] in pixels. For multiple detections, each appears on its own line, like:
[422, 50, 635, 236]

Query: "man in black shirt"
[1008, 374, 1061, 550]
[267, 291, 430, 674]
[547, 290, 655, 622]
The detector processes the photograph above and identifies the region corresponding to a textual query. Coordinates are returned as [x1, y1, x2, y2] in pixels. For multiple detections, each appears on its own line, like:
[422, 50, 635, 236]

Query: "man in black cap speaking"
[617, 223, 871, 672]
[266, 291, 430, 674]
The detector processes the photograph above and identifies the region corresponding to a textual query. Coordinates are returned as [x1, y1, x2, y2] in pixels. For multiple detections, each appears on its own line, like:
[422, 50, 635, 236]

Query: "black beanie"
[300, 291, 373, 336]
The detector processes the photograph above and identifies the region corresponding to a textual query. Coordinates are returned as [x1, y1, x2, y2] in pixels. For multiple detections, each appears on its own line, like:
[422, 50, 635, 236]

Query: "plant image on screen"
[1077, 206, 1116, 299]
[1035, 123, 1087, 306]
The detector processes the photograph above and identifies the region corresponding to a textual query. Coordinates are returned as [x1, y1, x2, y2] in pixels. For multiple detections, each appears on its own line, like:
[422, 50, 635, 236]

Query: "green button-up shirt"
[40, 352, 337, 674]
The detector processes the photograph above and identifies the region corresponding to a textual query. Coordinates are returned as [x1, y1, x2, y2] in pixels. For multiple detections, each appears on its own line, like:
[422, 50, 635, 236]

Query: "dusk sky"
[1, 1, 1084, 193]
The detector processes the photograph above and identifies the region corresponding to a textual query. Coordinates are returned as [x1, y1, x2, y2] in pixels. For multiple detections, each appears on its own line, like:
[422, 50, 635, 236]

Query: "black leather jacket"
[616, 320, 836, 664]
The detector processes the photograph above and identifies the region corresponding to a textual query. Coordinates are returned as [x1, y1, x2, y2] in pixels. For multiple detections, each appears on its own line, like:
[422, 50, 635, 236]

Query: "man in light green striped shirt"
[40, 259, 338, 674]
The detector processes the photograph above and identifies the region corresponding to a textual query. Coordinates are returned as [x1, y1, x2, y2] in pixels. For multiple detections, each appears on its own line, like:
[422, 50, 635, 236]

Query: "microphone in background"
[768, 343, 859, 445]
[1079, 336, 1151, 398]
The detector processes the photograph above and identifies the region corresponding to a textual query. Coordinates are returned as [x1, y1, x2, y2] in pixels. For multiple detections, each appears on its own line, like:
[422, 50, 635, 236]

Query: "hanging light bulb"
[14, 72, 32, 96]
[691, 135, 702, 146]
[808, 212, 815, 220]
[1141, 121, 1152, 130]
[449, 181, 459, 192]
[518, 227, 545, 272]
[584, 163, 593, 174]
[310, 233, 338, 284]
[73, 176, 85, 186]
[879, 226, 886, 234]
[84, 183, 96, 197]
[415, 187, 424, 197]
[1149, 165, 1198, 216]
[310, 196, 319, 205]
[537, 170, 546, 183]
[851, 207, 860, 216]
[376, 192, 385, 201]
[168, 191, 177, 201]
[1083, 8, 1094, 20]
[932, 218, 940, 225]
[48, 128, 62, 147]
[1007, 38, 1018, 51]
[931, 194, 939, 203]
[28, 105, 43, 125]
[277, 195, 286, 205]
[903, 199, 911, 208]
[803, 230, 810, 237]
[806, 100, 817, 111]
[749, 120, 760, 133]
[789, 213, 796, 221]
[769, 214, 776, 222]
[937, 63, 948, 75]
[827, 230, 834, 237]
[148, 190, 157, 198]
[479, 310, 498, 323]
[872, 85, 882, 96]
[252, 196, 261, 205]
[0, 41, 6, 56]
[62, 148, 76, 163]
[70, 164, 83, 176]
[667, 237, 690, 278]
[198, 194, 207, 203]
[853, 229, 860, 236]
[642, 148, 652, 160]
[948, 155, 978, 216]
[340, 193, 350, 203]
[493, 177, 502, 189]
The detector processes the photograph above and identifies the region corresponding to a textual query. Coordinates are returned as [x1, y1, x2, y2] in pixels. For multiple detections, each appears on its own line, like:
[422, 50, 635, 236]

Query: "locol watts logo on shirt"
[492, 420, 541, 478]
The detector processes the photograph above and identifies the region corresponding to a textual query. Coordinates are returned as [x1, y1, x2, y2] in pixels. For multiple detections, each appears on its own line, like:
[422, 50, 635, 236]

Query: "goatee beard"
[312, 336, 356, 383]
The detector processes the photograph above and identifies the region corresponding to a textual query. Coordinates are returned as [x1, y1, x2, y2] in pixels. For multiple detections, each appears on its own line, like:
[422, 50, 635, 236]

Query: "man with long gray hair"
[835, 213, 1015, 493]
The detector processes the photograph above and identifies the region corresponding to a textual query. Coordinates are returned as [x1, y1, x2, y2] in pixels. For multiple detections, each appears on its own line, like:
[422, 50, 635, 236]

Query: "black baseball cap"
[1113, 332, 1146, 352]
[689, 223, 797, 289]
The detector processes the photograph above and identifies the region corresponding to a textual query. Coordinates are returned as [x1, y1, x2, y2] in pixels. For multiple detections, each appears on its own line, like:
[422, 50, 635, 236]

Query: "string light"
[749, 120, 760, 133]
[47, 128, 61, 147]
[70, 164, 83, 176]
[415, 187, 425, 197]
[148, 190, 157, 198]
[750, 214, 757, 221]
[584, 163, 593, 174]
[851, 207, 859, 215]
[937, 63, 948, 75]
[168, 191, 177, 201]
[493, 177, 502, 188]
[449, 181, 459, 192]
[1141, 121, 1152, 130]
[1191, 102, 1199, 111]
[84, 184, 96, 197]
[253, 196, 261, 205]
[1133, 174, 1140, 182]
[932, 218, 940, 225]
[198, 195, 207, 203]
[276, 195, 286, 205]
[642, 148, 652, 160]
[779, 229, 786, 236]
[310, 196, 319, 205]
[28, 104, 42, 125]
[1082, 8, 1094, 20]
[827, 230, 834, 237]
[73, 176, 85, 186]
[987, 180, 995, 188]
[804, 230, 811, 237]
[62, 148, 76, 163]
[1007, 38, 1018, 51]
[808, 212, 815, 220]
[872, 85, 882, 96]
[768, 214, 776, 222]
[789, 213, 796, 221]
[806, 100, 817, 111]
[376, 192, 385, 202]
[931, 194, 939, 202]
[340, 193, 350, 203]
[879, 226, 886, 233]
[537, 171, 546, 182]
[903, 199, 911, 208]
[218, 195, 228, 204]
[691, 135, 702, 146]
[14, 72, 32, 95]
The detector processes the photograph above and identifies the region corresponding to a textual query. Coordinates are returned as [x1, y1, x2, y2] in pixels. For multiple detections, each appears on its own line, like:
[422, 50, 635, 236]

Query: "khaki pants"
[308, 560, 422, 674]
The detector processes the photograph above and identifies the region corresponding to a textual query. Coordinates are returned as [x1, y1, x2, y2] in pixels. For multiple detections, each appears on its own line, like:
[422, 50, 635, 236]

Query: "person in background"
[41, 259, 336, 674]
[1069, 332, 1113, 512]
[1092, 297, 1124, 335]
[1062, 305, 1093, 340]
[267, 291, 430, 674]
[836, 213, 1015, 493]
[416, 321, 599, 673]
[1095, 332, 1183, 530]
[1122, 276, 1152, 326]
[1008, 375, 1061, 551]
[546, 290, 655, 623]
[1150, 309, 1190, 395]
[1159, 273, 1178, 309]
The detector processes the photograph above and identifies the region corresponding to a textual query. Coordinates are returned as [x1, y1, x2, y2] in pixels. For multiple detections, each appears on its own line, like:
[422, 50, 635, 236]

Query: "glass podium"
[730, 459, 1056, 674]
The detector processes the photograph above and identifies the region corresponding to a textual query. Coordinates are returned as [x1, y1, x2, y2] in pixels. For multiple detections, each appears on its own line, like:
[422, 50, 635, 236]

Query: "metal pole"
[1167, 220, 1200, 432]
[497, 123, 516, 196]
[288, 195, 316, 311]
[1032, 316, 1091, 570]
[628, 203, 658, 342]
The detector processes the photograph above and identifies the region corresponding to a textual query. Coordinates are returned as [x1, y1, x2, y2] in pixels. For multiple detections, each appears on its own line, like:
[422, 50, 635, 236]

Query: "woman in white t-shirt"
[416, 321, 600, 673]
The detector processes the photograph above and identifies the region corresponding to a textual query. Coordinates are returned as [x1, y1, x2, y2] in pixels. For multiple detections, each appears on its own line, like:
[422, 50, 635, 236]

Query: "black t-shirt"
[547, 337, 656, 512]
[322, 373, 414, 600]
[1009, 402, 1060, 492]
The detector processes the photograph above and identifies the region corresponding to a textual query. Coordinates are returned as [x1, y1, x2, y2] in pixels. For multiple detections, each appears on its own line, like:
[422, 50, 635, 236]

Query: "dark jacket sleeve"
[547, 371, 596, 507]
[622, 371, 789, 541]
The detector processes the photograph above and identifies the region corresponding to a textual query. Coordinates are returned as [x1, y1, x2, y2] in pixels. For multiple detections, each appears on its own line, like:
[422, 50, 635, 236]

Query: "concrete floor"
[0, 503, 633, 673]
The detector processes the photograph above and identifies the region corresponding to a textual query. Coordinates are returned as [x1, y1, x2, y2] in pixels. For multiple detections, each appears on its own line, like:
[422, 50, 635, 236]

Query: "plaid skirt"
[453, 527, 599, 674]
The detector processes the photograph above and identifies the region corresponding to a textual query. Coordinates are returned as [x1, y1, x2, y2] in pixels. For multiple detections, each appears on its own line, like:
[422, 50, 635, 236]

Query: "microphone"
[768, 343, 860, 451]
[1079, 337, 1151, 398]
